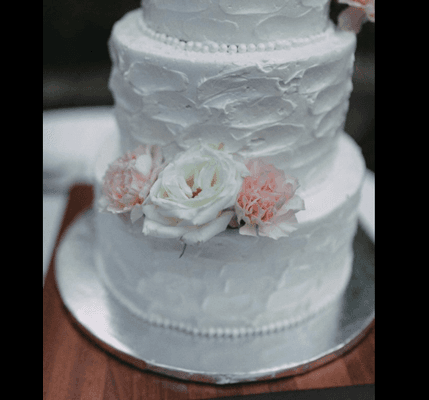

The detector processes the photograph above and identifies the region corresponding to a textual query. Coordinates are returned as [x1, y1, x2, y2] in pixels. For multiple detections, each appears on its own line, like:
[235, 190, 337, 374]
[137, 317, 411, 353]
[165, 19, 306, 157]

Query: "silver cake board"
[55, 209, 374, 385]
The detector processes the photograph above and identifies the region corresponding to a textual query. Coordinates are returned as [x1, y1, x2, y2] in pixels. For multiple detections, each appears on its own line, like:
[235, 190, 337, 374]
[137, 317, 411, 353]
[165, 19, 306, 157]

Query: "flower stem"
[179, 243, 187, 258]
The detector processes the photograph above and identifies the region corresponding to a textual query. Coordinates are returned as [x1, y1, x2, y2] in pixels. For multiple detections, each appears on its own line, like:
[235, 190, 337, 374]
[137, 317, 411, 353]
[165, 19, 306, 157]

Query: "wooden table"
[43, 185, 375, 400]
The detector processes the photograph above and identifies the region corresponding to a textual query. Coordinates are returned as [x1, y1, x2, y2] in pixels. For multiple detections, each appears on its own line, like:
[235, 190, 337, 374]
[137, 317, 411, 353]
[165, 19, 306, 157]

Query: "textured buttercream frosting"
[142, 0, 331, 45]
[95, 3, 366, 338]
[108, 9, 356, 192]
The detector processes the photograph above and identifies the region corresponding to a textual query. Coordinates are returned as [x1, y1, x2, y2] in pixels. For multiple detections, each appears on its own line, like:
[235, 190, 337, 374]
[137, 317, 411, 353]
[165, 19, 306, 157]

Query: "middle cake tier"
[108, 9, 356, 192]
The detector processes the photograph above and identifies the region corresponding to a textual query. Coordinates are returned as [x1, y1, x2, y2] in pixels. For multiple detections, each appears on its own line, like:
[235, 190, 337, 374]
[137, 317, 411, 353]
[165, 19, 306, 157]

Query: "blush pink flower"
[99, 145, 164, 222]
[234, 159, 305, 240]
[337, 0, 375, 33]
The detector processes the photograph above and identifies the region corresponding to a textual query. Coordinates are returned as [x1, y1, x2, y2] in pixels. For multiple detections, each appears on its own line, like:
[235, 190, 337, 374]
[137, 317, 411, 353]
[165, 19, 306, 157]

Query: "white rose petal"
[181, 211, 234, 245]
[143, 218, 192, 239]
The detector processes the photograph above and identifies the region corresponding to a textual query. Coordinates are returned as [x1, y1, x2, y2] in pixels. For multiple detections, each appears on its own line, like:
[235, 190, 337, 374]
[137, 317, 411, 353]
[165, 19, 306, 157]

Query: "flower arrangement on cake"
[337, 0, 375, 33]
[99, 143, 305, 245]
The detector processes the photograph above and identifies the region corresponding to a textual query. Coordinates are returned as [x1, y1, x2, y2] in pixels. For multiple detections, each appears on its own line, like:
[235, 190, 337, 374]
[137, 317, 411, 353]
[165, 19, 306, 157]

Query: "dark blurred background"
[43, 0, 374, 173]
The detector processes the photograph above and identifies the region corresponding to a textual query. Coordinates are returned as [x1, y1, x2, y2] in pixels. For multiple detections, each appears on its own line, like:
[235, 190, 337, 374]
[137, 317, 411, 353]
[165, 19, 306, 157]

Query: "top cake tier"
[141, 0, 332, 45]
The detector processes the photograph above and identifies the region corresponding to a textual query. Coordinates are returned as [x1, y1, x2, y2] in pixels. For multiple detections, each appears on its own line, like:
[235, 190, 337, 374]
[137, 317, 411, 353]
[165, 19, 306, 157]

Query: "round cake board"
[55, 209, 374, 385]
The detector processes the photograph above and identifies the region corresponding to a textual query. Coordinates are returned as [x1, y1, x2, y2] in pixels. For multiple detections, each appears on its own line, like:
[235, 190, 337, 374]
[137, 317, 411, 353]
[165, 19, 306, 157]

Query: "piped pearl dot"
[238, 44, 247, 53]
[178, 322, 186, 331]
[185, 41, 194, 51]
[247, 43, 256, 52]
[266, 42, 275, 51]
[162, 319, 171, 328]
[228, 45, 238, 53]
[257, 43, 266, 52]
[209, 43, 219, 53]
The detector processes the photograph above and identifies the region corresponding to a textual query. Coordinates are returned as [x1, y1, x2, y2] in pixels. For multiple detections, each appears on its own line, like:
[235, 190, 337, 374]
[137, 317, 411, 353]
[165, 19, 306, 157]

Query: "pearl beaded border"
[138, 15, 332, 54]
[100, 264, 344, 339]
[130, 285, 342, 338]
[96, 237, 352, 339]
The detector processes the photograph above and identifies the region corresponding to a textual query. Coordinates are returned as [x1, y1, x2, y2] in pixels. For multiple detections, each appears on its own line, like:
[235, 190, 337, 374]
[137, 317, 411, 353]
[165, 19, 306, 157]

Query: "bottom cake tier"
[94, 132, 365, 338]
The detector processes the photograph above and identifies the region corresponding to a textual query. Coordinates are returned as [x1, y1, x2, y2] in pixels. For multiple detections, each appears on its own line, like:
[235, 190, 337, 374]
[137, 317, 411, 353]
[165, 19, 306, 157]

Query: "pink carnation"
[337, 0, 375, 33]
[234, 159, 305, 240]
[99, 145, 164, 217]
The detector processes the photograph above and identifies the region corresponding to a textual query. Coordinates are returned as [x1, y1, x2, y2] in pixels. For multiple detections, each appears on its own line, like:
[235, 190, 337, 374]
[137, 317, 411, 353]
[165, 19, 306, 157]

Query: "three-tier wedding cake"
[94, 0, 366, 338]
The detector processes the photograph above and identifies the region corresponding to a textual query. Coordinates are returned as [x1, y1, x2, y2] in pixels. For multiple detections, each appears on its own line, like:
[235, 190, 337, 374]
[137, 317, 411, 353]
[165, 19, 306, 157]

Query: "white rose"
[142, 143, 249, 245]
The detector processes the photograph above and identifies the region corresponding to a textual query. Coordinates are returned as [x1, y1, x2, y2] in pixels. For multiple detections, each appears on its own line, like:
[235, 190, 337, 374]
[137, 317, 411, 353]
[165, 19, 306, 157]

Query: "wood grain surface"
[43, 185, 375, 400]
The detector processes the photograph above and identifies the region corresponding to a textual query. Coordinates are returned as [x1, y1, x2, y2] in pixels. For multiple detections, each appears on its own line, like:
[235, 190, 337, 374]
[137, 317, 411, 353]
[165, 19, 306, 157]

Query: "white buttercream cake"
[94, 0, 366, 338]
